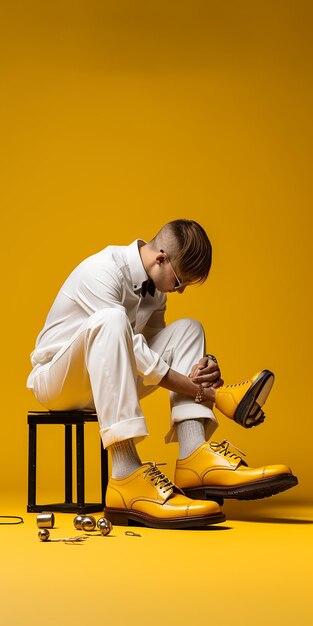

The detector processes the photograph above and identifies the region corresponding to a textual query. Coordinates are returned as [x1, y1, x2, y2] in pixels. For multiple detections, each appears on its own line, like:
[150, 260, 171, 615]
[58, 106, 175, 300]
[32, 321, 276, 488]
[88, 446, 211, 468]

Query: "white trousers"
[30, 309, 218, 448]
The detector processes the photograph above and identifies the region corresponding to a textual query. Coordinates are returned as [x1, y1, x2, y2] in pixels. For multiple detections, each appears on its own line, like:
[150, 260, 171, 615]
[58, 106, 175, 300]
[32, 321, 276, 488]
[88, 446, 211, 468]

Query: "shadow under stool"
[27, 410, 108, 514]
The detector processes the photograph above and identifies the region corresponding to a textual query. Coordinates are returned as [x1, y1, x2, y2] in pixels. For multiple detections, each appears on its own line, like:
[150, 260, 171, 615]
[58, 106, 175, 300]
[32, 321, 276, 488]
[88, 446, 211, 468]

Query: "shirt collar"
[126, 239, 149, 293]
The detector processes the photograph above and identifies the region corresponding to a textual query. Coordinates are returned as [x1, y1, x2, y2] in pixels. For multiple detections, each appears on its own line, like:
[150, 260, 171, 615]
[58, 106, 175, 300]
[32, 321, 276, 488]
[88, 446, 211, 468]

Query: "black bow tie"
[141, 278, 155, 297]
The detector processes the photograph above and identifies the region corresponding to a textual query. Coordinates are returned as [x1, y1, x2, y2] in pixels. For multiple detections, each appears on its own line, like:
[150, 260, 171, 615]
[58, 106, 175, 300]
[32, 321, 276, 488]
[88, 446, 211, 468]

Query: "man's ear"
[155, 252, 166, 266]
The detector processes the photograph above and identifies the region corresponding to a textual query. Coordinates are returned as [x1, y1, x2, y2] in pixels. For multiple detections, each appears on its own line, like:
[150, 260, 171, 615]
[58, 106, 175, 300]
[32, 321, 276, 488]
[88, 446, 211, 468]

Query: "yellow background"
[1, 0, 312, 505]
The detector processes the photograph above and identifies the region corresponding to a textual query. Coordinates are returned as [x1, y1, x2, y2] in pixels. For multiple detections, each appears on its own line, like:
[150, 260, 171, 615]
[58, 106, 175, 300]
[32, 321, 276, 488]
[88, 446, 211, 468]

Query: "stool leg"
[76, 423, 85, 507]
[100, 443, 108, 506]
[28, 423, 37, 510]
[65, 424, 73, 504]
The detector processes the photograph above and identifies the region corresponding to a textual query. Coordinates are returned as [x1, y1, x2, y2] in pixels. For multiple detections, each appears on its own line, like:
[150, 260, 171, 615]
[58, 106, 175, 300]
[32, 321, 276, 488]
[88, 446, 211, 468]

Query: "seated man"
[26, 218, 297, 528]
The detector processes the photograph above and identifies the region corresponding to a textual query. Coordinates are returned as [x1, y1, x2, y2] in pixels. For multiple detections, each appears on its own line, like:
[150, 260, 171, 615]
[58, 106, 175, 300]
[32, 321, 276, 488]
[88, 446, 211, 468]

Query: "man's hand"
[188, 356, 224, 389]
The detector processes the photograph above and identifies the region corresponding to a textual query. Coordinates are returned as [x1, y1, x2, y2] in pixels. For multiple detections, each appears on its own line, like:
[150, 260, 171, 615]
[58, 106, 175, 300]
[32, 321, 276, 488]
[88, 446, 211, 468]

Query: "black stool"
[27, 410, 108, 514]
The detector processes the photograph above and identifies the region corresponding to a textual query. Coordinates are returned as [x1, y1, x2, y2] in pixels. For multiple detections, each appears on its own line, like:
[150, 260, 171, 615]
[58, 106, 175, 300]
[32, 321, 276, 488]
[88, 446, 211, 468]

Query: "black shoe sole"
[183, 474, 298, 501]
[234, 369, 274, 428]
[104, 507, 226, 529]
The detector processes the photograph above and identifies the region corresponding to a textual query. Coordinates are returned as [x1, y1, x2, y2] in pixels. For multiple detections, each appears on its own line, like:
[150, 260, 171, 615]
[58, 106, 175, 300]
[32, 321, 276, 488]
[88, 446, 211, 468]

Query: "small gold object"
[195, 383, 205, 403]
[38, 528, 88, 544]
[52, 536, 88, 543]
[125, 531, 141, 537]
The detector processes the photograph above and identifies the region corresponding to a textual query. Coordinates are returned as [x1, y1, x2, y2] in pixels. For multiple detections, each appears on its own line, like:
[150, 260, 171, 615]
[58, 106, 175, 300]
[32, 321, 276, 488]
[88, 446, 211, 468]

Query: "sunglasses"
[160, 249, 187, 291]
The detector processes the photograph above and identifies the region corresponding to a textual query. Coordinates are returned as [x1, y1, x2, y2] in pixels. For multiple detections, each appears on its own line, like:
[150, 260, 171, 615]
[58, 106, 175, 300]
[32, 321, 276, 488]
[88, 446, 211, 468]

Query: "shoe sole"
[104, 507, 226, 529]
[183, 473, 298, 501]
[234, 369, 274, 428]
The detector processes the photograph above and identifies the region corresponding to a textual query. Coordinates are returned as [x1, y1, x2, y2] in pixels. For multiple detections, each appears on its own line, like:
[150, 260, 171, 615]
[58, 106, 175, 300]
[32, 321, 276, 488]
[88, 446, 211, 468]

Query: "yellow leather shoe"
[104, 462, 226, 528]
[214, 369, 274, 428]
[175, 440, 298, 501]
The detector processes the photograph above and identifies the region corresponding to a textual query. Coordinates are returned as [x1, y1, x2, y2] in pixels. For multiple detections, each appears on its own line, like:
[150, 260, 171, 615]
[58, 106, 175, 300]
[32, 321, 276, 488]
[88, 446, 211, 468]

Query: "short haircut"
[150, 219, 212, 285]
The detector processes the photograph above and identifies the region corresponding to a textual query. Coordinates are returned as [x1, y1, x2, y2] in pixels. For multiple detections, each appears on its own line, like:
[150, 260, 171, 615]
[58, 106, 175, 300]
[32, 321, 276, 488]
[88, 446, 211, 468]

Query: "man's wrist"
[194, 383, 205, 403]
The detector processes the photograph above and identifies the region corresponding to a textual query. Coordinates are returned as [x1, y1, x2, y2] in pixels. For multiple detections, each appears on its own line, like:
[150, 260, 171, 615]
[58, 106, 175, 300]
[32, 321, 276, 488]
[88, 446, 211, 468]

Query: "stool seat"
[27, 410, 108, 514]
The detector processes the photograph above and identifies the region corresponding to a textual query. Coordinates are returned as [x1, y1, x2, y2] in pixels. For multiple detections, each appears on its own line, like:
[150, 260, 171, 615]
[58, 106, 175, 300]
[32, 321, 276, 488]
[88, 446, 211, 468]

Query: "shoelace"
[210, 439, 246, 463]
[223, 379, 249, 388]
[142, 462, 174, 493]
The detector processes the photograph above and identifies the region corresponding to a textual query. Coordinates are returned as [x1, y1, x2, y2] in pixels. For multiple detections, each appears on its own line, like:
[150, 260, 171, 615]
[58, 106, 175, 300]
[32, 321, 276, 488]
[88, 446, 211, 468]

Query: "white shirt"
[27, 239, 169, 387]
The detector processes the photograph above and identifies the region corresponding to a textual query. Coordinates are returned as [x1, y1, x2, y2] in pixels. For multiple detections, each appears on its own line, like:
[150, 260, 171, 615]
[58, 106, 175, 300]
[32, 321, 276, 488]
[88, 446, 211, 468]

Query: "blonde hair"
[150, 219, 212, 285]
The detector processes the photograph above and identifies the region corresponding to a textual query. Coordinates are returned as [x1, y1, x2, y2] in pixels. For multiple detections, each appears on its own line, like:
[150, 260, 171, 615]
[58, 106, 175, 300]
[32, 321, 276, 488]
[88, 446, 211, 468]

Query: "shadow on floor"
[125, 518, 232, 531]
[222, 500, 313, 524]
[228, 515, 313, 524]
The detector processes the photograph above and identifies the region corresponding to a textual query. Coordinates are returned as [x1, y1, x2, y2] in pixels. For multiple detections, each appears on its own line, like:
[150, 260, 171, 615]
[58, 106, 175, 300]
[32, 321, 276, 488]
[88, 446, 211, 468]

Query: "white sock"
[176, 419, 206, 459]
[109, 438, 142, 479]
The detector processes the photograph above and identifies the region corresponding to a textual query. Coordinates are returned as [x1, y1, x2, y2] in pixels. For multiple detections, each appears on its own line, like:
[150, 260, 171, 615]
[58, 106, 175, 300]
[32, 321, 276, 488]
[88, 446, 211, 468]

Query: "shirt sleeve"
[75, 262, 169, 386]
[133, 333, 170, 386]
[74, 263, 125, 315]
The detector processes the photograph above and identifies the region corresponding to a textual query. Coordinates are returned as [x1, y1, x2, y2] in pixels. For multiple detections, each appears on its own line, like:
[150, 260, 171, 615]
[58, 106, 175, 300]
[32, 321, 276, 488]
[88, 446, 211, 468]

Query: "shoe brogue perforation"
[209, 440, 247, 466]
[175, 439, 298, 501]
[105, 460, 226, 528]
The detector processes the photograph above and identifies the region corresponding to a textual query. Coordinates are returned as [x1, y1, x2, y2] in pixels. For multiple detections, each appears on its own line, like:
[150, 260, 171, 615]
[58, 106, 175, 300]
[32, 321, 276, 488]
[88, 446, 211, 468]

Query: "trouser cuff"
[164, 406, 218, 444]
[100, 417, 149, 449]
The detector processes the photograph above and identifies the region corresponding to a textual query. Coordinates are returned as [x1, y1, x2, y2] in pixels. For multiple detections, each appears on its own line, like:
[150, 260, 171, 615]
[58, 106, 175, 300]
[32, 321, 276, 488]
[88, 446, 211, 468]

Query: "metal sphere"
[38, 528, 50, 541]
[81, 515, 97, 532]
[73, 514, 85, 530]
[97, 518, 113, 536]
[97, 516, 109, 529]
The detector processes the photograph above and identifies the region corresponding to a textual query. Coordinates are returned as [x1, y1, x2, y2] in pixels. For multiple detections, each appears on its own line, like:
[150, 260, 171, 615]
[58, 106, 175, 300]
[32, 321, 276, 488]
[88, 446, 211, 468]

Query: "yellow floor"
[1, 493, 312, 626]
